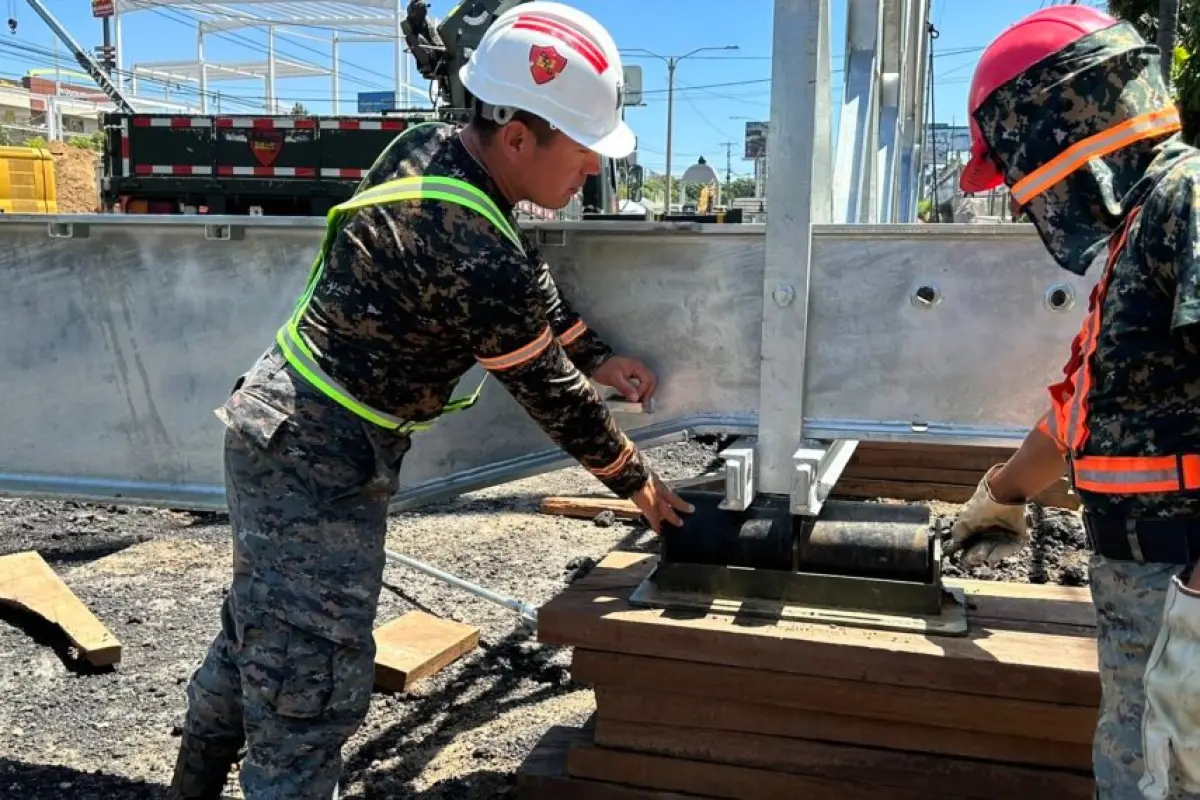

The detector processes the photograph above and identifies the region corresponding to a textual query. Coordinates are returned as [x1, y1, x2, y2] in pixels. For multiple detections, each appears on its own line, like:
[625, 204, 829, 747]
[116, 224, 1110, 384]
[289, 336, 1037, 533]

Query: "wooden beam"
[593, 687, 1093, 771]
[372, 610, 479, 692]
[0, 551, 121, 667]
[573, 649, 1097, 744]
[592, 719, 1093, 799]
[517, 724, 704, 800]
[536, 552, 1099, 706]
[566, 740, 968, 800]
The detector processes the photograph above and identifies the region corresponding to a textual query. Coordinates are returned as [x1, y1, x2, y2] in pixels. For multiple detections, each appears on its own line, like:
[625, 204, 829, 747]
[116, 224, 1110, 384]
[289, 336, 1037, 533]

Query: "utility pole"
[621, 45, 739, 211]
[719, 140, 735, 197]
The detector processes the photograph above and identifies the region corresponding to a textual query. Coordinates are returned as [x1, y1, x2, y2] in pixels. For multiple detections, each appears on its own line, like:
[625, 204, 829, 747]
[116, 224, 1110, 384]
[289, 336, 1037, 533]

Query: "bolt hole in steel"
[911, 283, 941, 308]
[1044, 284, 1075, 312]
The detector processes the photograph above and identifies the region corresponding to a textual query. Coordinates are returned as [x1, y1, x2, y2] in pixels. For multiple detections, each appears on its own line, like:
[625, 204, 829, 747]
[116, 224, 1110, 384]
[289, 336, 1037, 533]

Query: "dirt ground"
[0, 439, 1089, 799]
[47, 142, 100, 213]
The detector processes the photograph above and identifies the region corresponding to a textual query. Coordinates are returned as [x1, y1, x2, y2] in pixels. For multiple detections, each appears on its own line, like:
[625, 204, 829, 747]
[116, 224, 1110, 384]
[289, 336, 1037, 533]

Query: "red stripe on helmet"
[512, 14, 609, 73]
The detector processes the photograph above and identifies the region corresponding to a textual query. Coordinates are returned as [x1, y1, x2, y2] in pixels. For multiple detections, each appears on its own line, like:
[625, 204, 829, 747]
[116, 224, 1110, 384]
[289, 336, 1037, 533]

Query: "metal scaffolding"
[113, 0, 427, 114]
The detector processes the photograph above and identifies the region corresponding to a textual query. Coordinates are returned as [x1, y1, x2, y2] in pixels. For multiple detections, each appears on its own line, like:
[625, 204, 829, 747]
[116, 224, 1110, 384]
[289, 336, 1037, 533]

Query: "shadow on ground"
[0, 757, 168, 800]
[0, 603, 118, 676]
[344, 524, 652, 799]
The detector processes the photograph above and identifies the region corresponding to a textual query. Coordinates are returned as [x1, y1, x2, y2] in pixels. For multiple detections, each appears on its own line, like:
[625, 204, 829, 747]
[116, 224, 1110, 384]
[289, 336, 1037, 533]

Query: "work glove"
[949, 465, 1029, 568]
[1140, 573, 1200, 800]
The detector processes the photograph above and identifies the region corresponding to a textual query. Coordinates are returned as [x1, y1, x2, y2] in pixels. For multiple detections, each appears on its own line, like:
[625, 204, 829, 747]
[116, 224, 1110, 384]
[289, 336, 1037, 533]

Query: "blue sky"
[6, 0, 1071, 177]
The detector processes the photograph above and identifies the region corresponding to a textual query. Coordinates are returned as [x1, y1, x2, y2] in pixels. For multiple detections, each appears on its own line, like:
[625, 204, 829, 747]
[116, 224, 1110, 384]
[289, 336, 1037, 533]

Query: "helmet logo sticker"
[529, 44, 568, 85]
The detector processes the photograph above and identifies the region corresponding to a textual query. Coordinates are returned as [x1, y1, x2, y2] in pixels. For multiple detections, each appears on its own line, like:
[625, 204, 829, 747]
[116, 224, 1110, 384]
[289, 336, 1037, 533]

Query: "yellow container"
[0, 146, 58, 213]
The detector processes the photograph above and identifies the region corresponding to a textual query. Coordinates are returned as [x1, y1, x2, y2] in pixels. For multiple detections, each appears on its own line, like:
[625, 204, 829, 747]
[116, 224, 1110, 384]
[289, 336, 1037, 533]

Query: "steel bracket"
[718, 436, 757, 511]
[791, 438, 859, 516]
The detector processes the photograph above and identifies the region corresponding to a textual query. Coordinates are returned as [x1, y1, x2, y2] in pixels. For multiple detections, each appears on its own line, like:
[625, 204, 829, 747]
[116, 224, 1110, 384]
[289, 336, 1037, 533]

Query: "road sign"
[357, 91, 396, 113]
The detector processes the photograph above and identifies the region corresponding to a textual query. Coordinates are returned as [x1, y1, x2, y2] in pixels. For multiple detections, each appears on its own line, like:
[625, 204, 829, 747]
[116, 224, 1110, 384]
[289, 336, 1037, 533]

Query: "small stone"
[1060, 564, 1088, 586]
[593, 510, 616, 528]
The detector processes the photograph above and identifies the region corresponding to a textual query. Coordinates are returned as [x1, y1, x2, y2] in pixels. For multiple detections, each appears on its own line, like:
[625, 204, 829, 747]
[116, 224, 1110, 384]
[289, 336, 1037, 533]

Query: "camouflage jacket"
[1073, 142, 1200, 518]
[972, 21, 1200, 517]
[273, 121, 649, 498]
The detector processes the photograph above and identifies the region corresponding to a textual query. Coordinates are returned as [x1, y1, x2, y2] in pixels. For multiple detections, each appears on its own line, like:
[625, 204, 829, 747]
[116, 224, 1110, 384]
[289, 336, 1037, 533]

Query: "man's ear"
[499, 121, 531, 156]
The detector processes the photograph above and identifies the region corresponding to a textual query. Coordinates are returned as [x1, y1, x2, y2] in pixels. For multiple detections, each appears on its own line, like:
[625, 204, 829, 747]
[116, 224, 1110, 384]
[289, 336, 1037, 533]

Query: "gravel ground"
[0, 438, 1089, 799]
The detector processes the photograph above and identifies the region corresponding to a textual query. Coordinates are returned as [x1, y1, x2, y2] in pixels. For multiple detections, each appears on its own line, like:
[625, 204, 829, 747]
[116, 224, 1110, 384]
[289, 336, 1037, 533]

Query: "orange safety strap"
[1010, 107, 1182, 206]
[1057, 206, 1142, 454]
[1072, 454, 1200, 494]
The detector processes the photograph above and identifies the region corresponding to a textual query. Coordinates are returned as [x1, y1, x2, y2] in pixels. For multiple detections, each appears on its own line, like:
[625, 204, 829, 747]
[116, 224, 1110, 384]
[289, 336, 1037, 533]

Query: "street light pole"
[665, 59, 676, 208]
[622, 45, 738, 211]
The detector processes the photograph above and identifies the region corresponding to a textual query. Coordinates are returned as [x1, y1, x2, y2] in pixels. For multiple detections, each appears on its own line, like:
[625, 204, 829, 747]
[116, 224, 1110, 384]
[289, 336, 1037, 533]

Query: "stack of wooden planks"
[833, 441, 1077, 509]
[517, 551, 1100, 799]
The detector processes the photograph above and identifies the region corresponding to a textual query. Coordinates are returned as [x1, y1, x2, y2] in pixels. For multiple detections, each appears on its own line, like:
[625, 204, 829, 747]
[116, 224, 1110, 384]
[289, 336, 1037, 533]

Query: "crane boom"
[22, 0, 135, 114]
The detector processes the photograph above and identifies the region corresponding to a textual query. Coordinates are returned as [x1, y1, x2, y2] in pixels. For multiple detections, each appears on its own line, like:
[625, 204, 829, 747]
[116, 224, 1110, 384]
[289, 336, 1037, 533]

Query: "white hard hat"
[459, 1, 634, 159]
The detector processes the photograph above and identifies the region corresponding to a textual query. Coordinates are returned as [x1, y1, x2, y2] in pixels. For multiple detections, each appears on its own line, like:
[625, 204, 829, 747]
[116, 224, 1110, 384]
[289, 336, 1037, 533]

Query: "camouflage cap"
[971, 21, 1179, 274]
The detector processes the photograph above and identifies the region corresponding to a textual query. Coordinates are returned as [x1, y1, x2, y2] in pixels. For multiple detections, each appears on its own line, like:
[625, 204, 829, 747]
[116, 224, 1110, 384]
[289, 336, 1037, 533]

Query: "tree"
[1108, 0, 1198, 142]
[290, 102, 310, 116]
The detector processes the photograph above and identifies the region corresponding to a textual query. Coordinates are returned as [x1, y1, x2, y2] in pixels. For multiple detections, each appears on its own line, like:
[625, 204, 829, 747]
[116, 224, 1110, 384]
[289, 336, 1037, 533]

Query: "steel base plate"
[628, 561, 969, 637]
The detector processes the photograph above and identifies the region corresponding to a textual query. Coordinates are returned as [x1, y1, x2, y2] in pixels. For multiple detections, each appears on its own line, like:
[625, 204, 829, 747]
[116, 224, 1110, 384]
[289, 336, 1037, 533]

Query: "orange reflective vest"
[1039, 204, 1200, 494]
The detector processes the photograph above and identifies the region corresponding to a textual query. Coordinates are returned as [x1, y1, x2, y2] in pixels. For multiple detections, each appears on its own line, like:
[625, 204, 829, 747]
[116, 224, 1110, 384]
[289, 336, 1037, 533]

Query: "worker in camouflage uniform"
[950, 6, 1200, 800]
[168, 3, 693, 798]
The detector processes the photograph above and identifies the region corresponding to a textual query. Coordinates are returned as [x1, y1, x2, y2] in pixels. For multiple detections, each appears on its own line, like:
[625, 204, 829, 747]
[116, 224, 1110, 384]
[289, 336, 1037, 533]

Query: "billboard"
[621, 66, 643, 107]
[744, 121, 767, 160]
[924, 124, 971, 155]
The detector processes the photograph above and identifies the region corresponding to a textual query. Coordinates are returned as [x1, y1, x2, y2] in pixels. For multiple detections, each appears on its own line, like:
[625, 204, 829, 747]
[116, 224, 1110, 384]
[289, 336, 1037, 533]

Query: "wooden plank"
[539, 496, 641, 521]
[594, 687, 1093, 771]
[566, 740, 970, 800]
[847, 443, 1017, 472]
[372, 610, 479, 692]
[536, 552, 1099, 706]
[0, 551, 121, 667]
[831, 477, 1078, 509]
[592, 718, 1093, 800]
[573, 649, 1096, 744]
[950, 578, 1096, 630]
[517, 724, 714, 800]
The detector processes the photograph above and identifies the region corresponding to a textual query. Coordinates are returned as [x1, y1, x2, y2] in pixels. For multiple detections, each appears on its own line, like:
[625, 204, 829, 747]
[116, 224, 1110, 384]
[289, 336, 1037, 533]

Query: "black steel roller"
[659, 490, 794, 571]
[659, 490, 935, 583]
[795, 500, 934, 583]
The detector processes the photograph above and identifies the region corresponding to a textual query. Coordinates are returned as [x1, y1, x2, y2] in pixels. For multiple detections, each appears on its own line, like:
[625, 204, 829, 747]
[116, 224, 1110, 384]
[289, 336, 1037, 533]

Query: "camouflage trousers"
[1091, 553, 1200, 800]
[175, 350, 411, 799]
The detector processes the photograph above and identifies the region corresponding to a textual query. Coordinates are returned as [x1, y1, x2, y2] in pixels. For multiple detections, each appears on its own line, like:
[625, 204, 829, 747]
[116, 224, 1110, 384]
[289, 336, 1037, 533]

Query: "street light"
[622, 45, 738, 210]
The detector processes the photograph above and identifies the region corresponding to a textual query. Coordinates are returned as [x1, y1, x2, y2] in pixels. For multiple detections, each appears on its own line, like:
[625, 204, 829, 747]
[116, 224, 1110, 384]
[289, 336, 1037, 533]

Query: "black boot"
[168, 733, 244, 799]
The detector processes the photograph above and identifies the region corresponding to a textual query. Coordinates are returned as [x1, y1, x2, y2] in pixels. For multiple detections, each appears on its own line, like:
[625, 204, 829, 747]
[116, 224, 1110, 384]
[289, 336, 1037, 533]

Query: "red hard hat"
[960, 5, 1118, 193]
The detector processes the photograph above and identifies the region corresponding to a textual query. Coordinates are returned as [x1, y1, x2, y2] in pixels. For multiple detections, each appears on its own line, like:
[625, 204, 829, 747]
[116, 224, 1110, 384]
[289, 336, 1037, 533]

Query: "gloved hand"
[949, 464, 1029, 568]
[1139, 573, 1200, 800]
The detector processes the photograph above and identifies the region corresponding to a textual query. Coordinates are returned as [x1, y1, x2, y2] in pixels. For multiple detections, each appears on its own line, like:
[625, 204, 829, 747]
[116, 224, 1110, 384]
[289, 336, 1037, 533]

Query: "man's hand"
[630, 473, 694, 533]
[949, 464, 1030, 568]
[593, 355, 658, 402]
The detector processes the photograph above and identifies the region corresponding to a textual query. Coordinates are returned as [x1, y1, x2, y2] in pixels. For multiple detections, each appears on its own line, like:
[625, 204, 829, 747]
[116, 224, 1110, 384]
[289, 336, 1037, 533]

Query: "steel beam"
[756, 0, 833, 500]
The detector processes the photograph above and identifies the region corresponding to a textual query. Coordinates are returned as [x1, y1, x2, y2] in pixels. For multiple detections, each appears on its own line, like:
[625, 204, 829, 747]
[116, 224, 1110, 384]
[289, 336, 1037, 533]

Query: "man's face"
[502, 122, 601, 209]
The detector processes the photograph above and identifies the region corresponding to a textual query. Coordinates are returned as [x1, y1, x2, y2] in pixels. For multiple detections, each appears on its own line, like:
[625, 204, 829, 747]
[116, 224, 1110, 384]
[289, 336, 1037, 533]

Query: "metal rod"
[384, 548, 539, 628]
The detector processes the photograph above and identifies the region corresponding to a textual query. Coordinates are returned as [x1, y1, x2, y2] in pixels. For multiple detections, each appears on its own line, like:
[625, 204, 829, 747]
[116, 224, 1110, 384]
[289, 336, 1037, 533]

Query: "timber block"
[530, 550, 1099, 797]
[372, 610, 479, 692]
[0, 550, 121, 666]
[517, 723, 713, 799]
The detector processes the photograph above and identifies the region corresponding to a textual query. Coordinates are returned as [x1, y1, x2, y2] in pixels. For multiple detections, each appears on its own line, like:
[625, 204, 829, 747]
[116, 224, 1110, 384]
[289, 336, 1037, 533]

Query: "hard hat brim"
[959, 152, 1004, 194]
[573, 118, 636, 159]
